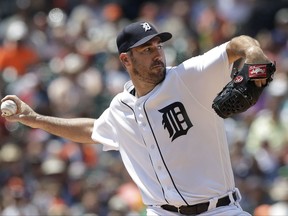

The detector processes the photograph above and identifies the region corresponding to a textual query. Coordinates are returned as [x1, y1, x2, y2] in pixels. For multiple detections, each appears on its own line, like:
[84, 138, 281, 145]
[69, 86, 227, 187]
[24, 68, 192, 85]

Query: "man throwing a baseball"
[1, 21, 273, 215]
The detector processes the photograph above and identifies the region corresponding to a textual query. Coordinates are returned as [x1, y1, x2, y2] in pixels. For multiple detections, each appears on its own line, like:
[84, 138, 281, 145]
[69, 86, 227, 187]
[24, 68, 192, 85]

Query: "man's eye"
[144, 48, 151, 53]
[141, 44, 163, 54]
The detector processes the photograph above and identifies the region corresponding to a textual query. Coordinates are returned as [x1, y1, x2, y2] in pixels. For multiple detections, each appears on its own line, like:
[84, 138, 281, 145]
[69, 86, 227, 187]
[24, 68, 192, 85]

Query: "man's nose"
[153, 48, 163, 61]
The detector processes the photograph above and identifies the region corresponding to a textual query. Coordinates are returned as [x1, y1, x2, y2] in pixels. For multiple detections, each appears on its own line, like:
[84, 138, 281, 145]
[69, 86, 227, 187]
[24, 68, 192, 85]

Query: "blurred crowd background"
[0, 0, 288, 215]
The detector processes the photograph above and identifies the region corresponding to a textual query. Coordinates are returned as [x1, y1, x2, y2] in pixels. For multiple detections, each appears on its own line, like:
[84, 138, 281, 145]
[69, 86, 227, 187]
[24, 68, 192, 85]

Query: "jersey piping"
[120, 99, 169, 203]
[143, 98, 189, 205]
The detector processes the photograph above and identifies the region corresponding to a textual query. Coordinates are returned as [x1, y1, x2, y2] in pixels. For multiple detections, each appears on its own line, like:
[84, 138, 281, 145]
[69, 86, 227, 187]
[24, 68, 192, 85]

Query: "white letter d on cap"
[141, 22, 152, 31]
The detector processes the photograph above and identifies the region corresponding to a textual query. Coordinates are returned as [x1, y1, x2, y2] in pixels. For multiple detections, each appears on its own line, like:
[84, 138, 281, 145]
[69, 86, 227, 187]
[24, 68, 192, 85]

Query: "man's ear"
[119, 53, 130, 67]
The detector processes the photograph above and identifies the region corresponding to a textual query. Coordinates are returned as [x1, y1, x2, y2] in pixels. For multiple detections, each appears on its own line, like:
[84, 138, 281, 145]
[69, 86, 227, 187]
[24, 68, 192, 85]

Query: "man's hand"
[1, 95, 38, 128]
[254, 79, 267, 87]
[212, 62, 276, 118]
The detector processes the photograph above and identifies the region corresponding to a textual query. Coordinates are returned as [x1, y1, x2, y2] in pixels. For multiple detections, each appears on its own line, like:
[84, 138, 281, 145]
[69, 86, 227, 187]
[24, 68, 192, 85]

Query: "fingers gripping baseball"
[1, 95, 37, 126]
[1, 99, 17, 116]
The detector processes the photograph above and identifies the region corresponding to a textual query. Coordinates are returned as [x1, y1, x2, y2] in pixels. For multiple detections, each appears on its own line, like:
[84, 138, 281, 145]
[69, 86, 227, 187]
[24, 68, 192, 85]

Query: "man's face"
[128, 37, 166, 85]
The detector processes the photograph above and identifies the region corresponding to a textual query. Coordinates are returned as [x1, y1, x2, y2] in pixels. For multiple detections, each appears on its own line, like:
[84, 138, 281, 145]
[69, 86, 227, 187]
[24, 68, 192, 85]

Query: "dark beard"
[130, 54, 166, 84]
[133, 66, 166, 85]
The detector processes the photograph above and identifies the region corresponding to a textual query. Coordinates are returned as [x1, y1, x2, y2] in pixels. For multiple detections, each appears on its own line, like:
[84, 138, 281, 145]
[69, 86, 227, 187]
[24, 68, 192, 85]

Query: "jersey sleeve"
[175, 42, 232, 106]
[91, 108, 119, 151]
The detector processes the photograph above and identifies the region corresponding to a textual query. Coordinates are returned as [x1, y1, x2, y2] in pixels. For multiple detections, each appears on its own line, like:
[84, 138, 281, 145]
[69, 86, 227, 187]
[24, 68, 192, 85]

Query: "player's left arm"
[226, 35, 270, 64]
[226, 35, 273, 87]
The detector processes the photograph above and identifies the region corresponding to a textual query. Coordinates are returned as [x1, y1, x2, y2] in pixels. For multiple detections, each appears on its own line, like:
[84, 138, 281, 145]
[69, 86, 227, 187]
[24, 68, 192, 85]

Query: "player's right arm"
[1, 95, 97, 144]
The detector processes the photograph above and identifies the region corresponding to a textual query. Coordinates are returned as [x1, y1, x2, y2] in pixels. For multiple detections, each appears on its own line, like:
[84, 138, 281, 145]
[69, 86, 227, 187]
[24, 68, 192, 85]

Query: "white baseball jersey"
[92, 42, 234, 206]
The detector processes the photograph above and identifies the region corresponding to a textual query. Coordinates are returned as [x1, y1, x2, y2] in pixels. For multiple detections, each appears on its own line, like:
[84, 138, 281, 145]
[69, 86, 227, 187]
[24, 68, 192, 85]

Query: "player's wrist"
[244, 46, 269, 64]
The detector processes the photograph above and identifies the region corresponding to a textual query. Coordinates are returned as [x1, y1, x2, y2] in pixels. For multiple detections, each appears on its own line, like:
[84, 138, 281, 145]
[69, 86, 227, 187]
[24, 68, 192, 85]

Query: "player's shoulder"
[109, 84, 133, 110]
[165, 66, 178, 76]
[110, 92, 124, 107]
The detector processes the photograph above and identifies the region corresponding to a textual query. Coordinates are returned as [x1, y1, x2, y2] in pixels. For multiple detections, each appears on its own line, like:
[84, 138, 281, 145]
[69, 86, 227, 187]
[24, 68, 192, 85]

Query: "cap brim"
[130, 32, 172, 49]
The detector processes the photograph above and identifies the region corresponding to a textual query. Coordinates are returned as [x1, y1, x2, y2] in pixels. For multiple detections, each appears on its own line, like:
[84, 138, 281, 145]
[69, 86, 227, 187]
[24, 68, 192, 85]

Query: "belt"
[161, 192, 237, 215]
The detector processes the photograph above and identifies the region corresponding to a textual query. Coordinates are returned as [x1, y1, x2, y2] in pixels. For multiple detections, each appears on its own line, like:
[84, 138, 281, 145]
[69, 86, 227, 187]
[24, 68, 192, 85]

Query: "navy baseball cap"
[116, 21, 172, 53]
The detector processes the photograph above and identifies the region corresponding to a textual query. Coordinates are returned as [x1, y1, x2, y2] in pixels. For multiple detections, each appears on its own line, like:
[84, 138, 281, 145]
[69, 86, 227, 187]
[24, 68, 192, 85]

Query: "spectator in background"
[0, 19, 39, 77]
[1, 177, 40, 216]
[246, 76, 288, 155]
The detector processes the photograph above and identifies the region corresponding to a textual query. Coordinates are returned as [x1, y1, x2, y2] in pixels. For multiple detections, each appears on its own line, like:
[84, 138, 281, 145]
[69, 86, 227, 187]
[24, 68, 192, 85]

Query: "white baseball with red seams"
[1, 100, 17, 116]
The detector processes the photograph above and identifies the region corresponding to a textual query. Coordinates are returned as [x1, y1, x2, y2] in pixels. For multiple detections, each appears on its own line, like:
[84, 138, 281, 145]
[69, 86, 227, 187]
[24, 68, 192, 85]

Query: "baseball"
[1, 100, 17, 116]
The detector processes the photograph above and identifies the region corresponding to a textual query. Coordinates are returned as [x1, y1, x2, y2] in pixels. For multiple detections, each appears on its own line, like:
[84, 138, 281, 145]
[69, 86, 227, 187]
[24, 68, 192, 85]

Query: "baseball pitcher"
[1, 21, 275, 215]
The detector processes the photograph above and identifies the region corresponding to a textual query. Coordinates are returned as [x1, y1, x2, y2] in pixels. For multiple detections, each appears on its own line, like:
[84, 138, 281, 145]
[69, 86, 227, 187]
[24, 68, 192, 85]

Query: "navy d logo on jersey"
[159, 102, 193, 141]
